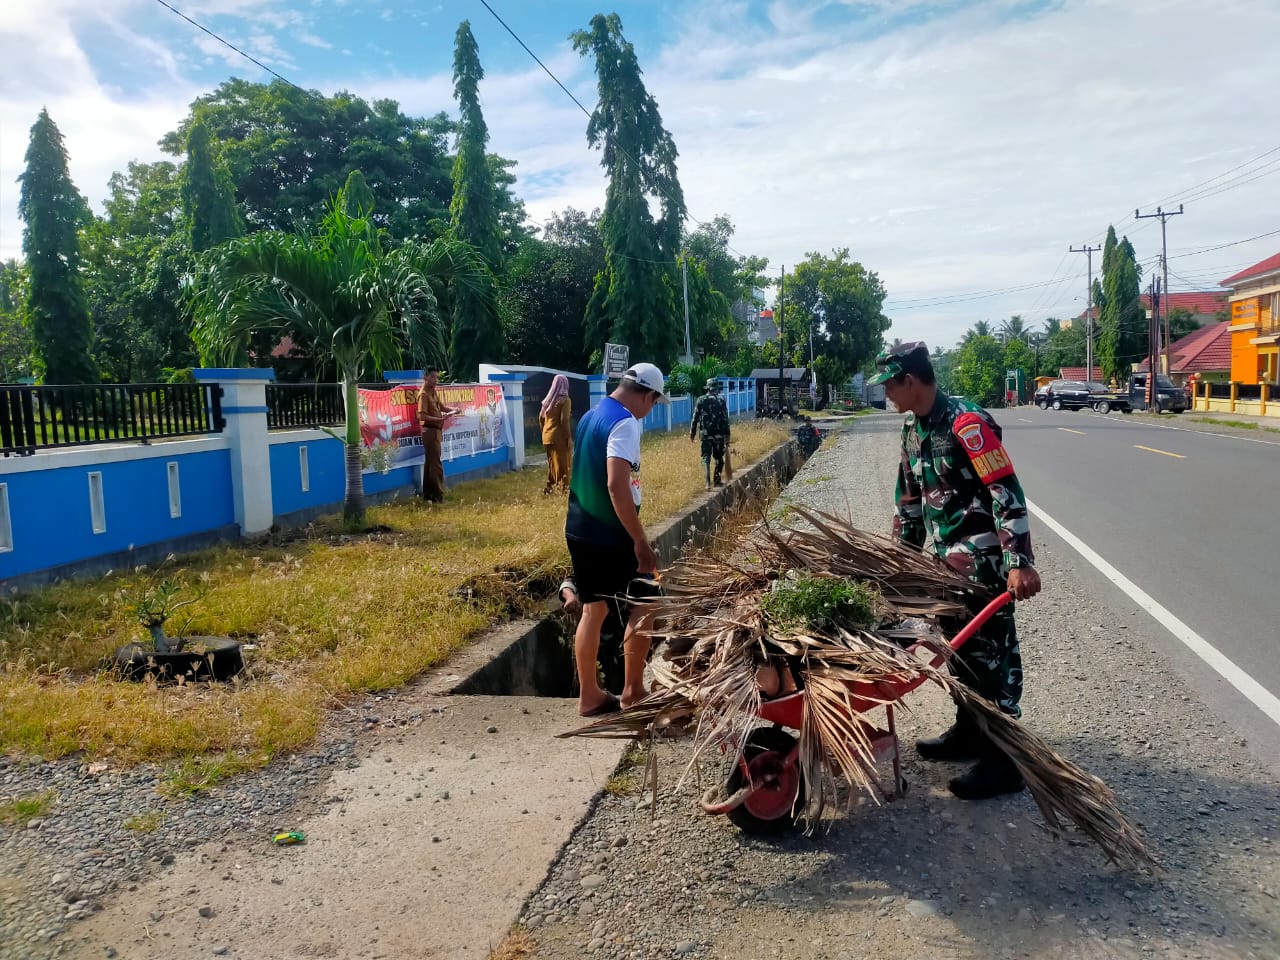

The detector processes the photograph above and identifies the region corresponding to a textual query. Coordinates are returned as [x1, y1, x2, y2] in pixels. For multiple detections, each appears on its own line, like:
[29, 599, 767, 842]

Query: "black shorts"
[566, 538, 659, 613]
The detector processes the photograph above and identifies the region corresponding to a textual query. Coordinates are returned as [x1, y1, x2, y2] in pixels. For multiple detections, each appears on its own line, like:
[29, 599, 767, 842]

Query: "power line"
[152, 0, 304, 91]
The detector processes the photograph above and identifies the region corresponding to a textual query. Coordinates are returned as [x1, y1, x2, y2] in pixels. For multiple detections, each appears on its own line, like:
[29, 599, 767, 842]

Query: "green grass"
[0, 789, 56, 826]
[0, 422, 791, 771]
[1186, 416, 1280, 433]
[122, 811, 165, 833]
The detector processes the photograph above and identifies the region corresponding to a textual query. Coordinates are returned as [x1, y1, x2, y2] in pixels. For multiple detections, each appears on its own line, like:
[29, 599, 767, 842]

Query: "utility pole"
[1146, 278, 1161, 409]
[777, 266, 786, 414]
[680, 253, 692, 366]
[1069, 243, 1101, 381]
[1136, 204, 1183, 375]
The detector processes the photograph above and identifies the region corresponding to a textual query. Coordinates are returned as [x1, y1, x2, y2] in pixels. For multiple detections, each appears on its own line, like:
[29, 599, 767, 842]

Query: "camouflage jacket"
[891, 392, 1034, 585]
[691, 393, 730, 439]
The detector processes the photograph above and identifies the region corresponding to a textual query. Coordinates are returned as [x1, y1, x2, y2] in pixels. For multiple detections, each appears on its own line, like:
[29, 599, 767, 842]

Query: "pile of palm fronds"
[560, 506, 1157, 869]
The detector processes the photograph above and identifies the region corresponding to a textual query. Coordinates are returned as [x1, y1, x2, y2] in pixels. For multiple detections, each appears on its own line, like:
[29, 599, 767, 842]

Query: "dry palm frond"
[559, 508, 1158, 869]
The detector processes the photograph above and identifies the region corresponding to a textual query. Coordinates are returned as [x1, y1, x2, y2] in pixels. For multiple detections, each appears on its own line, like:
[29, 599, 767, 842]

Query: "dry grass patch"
[487, 925, 535, 960]
[0, 422, 789, 768]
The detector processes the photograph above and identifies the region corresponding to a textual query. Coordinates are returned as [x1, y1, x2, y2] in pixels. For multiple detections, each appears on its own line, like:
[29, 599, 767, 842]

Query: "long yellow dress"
[540, 396, 572, 494]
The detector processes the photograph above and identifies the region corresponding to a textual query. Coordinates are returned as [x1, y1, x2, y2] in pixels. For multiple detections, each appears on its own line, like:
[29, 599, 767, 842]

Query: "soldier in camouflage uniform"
[690, 379, 731, 489]
[870, 342, 1042, 800]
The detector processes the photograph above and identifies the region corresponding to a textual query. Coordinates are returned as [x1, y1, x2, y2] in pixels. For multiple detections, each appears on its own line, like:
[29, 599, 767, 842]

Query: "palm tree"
[191, 177, 494, 524]
[958, 320, 993, 348]
[999, 315, 1028, 344]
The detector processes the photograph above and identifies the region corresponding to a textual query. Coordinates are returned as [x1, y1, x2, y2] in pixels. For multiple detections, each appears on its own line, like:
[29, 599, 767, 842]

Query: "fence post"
[1262, 382, 1270, 417]
[485, 373, 527, 471]
[588, 375, 608, 411]
[1230, 381, 1238, 413]
[193, 368, 275, 536]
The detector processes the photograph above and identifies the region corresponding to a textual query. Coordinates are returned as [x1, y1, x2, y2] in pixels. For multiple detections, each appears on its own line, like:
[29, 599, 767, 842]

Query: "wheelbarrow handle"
[947, 590, 1014, 652]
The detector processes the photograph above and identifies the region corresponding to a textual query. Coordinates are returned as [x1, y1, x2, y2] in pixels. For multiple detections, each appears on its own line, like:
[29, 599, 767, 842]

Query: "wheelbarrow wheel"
[726, 727, 805, 835]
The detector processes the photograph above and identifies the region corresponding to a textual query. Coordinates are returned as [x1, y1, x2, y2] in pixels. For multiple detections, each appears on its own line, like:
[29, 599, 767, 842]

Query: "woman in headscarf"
[539, 374, 573, 495]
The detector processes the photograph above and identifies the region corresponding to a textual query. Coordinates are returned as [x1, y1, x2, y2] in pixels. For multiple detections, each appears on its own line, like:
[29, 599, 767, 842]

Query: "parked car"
[1127, 373, 1188, 413]
[1035, 379, 1103, 410]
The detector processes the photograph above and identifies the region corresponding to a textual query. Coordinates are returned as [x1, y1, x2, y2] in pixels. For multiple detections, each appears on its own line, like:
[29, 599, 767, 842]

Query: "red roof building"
[1057, 366, 1103, 382]
[1137, 291, 1227, 320]
[1135, 321, 1230, 382]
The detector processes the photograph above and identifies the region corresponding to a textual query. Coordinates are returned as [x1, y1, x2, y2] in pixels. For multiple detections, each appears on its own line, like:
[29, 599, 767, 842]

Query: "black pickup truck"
[1091, 373, 1188, 414]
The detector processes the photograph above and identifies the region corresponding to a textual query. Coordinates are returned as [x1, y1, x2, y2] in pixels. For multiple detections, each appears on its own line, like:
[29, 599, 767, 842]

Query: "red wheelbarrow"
[700, 590, 1014, 833]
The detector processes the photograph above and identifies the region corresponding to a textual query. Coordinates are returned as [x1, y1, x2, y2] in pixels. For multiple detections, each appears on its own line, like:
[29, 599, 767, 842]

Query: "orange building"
[1223, 253, 1280, 384]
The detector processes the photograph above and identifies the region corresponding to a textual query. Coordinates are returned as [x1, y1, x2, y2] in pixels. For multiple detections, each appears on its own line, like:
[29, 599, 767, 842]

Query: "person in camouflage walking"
[690, 378, 731, 489]
[870, 342, 1042, 800]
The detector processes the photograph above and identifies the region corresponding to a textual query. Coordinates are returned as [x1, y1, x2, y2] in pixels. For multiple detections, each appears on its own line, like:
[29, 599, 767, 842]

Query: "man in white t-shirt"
[564, 363, 666, 716]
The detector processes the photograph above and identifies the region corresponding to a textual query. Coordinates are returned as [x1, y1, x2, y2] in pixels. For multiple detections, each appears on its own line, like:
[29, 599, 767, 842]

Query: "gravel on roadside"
[519, 415, 1280, 960]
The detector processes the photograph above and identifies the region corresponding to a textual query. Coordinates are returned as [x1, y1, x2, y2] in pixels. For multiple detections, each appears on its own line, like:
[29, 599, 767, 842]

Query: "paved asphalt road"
[991, 404, 1280, 766]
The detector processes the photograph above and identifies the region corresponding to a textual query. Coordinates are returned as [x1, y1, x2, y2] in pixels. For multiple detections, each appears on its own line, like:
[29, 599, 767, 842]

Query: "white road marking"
[1079, 411, 1280, 447]
[1017, 418, 1033, 423]
[1027, 499, 1280, 729]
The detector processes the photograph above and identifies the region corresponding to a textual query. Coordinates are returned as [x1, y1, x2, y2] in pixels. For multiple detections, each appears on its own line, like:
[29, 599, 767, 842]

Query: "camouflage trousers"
[700, 435, 728, 484]
[941, 598, 1022, 717]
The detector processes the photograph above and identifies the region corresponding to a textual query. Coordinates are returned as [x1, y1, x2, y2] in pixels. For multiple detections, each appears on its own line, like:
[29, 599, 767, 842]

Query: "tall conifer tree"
[182, 117, 242, 254]
[18, 109, 95, 383]
[573, 13, 687, 370]
[448, 20, 504, 379]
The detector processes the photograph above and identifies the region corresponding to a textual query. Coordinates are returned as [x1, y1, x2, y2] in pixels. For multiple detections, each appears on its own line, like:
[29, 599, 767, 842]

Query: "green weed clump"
[0, 789, 57, 826]
[762, 576, 880, 632]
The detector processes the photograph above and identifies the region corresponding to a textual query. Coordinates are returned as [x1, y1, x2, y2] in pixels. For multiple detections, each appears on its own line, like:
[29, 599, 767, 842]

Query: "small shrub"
[762, 576, 880, 632]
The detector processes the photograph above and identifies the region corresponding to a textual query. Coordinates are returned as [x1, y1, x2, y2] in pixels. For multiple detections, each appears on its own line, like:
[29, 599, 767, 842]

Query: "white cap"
[621, 362, 668, 401]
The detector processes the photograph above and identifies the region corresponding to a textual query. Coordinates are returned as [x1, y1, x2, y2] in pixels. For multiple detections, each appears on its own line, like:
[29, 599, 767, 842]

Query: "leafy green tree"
[952, 334, 1004, 406]
[781, 249, 889, 378]
[1043, 320, 1086, 374]
[573, 13, 686, 369]
[0, 260, 34, 382]
[162, 80, 450, 240]
[1098, 226, 1143, 382]
[81, 161, 196, 381]
[448, 20, 505, 378]
[930, 345, 957, 394]
[502, 209, 604, 371]
[1167, 308, 1200, 342]
[18, 109, 95, 383]
[182, 117, 242, 254]
[679, 253, 734, 359]
[191, 179, 491, 523]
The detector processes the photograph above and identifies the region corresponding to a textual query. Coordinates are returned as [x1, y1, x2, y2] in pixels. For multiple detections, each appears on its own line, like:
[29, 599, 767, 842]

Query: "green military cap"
[705, 378, 721, 391]
[868, 341, 931, 385]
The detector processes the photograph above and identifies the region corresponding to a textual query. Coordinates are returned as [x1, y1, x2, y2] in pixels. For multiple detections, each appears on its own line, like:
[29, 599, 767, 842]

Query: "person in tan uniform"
[539, 374, 573, 495]
[416, 366, 459, 502]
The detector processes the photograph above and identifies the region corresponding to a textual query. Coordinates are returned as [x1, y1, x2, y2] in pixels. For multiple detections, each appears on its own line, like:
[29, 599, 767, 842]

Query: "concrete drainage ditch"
[424, 436, 809, 700]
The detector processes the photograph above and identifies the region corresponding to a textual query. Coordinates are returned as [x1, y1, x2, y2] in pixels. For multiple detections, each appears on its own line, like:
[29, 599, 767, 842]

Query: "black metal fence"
[1237, 383, 1263, 401]
[266, 383, 345, 429]
[1, 383, 223, 457]
[1207, 382, 1234, 399]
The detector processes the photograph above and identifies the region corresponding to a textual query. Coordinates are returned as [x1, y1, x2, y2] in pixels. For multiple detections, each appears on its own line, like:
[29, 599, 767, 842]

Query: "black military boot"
[948, 744, 1025, 800]
[915, 710, 982, 762]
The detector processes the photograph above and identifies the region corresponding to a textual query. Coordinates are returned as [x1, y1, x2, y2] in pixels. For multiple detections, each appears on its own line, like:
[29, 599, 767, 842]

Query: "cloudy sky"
[2, 0, 1278, 349]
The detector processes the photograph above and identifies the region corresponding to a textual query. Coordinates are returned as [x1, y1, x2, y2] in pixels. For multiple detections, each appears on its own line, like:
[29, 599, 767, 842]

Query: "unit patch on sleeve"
[952, 412, 1014, 483]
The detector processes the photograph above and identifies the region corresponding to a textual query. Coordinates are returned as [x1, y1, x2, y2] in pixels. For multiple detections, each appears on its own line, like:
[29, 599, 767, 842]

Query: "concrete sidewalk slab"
[67, 696, 626, 960]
